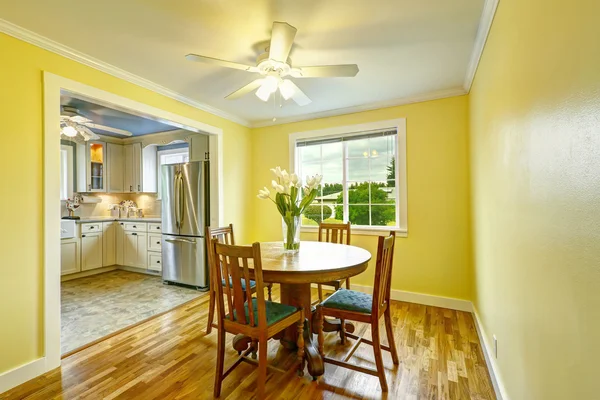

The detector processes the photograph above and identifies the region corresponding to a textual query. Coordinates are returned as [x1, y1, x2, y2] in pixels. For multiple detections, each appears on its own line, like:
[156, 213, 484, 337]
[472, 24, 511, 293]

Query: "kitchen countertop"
[71, 216, 161, 224]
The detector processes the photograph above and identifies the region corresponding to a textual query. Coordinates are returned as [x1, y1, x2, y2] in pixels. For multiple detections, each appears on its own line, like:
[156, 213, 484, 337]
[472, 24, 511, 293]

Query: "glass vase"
[281, 215, 301, 253]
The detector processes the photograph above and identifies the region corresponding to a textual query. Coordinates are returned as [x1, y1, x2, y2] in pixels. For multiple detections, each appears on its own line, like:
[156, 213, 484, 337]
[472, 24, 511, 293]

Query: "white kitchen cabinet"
[107, 143, 124, 193]
[102, 221, 116, 267]
[147, 252, 162, 272]
[61, 239, 80, 275]
[85, 141, 106, 192]
[190, 134, 209, 162]
[81, 231, 103, 271]
[123, 143, 157, 193]
[124, 231, 147, 269]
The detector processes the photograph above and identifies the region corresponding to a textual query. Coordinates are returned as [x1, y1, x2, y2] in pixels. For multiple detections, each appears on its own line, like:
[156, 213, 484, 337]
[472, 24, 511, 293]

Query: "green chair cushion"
[221, 278, 256, 290]
[321, 289, 373, 314]
[230, 298, 298, 326]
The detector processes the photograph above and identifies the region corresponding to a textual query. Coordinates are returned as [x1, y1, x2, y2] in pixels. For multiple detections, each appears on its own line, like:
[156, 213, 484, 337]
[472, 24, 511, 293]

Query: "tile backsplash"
[62, 193, 161, 218]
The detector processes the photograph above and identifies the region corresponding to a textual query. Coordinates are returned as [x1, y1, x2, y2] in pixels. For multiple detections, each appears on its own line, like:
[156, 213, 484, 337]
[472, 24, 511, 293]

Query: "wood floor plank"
[0, 287, 496, 400]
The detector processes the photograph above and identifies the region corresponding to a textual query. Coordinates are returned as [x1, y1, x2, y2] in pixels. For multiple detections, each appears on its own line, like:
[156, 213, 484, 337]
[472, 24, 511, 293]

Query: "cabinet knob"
[81, 234, 86, 238]
[138, 185, 141, 191]
[130, 185, 133, 192]
[133, 225, 137, 228]
[156, 260, 160, 264]
[156, 241, 160, 244]
[132, 233, 137, 236]
[89, 226, 94, 229]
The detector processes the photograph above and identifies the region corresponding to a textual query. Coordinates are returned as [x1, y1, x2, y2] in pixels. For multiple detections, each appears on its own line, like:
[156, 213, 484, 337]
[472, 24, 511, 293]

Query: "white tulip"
[281, 170, 291, 185]
[271, 180, 286, 193]
[290, 173, 300, 186]
[306, 176, 316, 188]
[270, 166, 283, 178]
[257, 187, 270, 199]
[303, 187, 311, 196]
[314, 174, 323, 185]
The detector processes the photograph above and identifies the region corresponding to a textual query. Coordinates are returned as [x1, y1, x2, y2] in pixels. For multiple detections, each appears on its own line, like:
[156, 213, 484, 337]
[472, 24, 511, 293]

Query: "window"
[156, 144, 190, 199]
[60, 144, 74, 200]
[290, 119, 407, 235]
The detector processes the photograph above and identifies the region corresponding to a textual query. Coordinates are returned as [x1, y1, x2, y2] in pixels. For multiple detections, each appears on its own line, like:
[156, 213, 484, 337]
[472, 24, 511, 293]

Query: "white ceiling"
[0, 0, 485, 126]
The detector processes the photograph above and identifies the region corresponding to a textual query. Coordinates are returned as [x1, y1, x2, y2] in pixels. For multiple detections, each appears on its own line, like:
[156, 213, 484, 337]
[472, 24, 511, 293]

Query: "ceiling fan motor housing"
[256, 52, 292, 77]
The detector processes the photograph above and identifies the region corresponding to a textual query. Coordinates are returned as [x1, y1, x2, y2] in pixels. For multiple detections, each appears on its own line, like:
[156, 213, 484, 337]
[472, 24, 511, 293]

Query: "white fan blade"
[269, 22, 297, 63]
[291, 64, 359, 78]
[78, 125, 100, 141]
[285, 80, 311, 106]
[225, 79, 264, 100]
[84, 123, 132, 137]
[185, 54, 259, 72]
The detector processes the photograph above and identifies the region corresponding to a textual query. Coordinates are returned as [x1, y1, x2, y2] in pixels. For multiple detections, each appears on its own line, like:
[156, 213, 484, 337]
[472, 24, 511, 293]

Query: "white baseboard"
[0, 357, 48, 395]
[472, 307, 509, 400]
[317, 283, 473, 312]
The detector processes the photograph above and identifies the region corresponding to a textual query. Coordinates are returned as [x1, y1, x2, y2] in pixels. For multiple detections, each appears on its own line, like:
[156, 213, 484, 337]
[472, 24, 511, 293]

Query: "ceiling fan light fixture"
[62, 125, 78, 137]
[263, 75, 279, 93]
[255, 85, 272, 102]
[279, 79, 296, 100]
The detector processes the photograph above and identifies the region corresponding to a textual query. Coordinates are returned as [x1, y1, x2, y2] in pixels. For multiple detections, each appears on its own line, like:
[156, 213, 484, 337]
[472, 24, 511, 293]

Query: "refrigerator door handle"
[165, 237, 197, 245]
[178, 172, 185, 229]
[174, 171, 181, 229]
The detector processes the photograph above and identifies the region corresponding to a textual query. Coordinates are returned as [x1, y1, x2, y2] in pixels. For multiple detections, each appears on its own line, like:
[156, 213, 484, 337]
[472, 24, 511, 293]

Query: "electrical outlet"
[493, 335, 498, 358]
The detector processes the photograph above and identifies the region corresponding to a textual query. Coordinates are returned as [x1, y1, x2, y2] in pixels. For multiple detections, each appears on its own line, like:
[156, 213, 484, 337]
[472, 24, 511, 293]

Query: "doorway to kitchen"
[43, 72, 224, 373]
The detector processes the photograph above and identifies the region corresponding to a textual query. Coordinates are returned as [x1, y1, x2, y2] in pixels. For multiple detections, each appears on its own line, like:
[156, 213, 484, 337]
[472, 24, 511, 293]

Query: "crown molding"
[0, 18, 251, 127]
[250, 87, 467, 128]
[464, 0, 500, 92]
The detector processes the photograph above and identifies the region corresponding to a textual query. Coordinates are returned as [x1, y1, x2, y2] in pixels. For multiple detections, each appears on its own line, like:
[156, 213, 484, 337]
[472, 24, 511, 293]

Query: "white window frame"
[289, 118, 407, 237]
[156, 146, 190, 199]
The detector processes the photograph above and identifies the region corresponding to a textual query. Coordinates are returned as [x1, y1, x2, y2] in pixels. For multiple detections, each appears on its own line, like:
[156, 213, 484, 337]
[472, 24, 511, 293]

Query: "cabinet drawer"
[148, 223, 162, 233]
[81, 223, 101, 234]
[148, 252, 162, 272]
[148, 233, 162, 252]
[123, 222, 147, 232]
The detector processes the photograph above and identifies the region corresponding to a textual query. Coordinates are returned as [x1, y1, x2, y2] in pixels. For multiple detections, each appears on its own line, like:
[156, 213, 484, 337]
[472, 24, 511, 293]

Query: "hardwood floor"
[1, 288, 496, 399]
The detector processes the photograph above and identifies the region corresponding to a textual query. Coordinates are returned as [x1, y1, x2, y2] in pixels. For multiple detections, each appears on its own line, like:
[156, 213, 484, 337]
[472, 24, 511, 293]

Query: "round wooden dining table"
[234, 241, 372, 379]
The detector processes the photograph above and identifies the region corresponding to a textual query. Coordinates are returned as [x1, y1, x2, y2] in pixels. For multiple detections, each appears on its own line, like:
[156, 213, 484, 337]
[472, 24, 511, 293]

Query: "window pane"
[300, 162, 321, 180]
[347, 158, 370, 182]
[302, 200, 321, 226]
[299, 145, 320, 163]
[347, 137, 369, 158]
[321, 142, 343, 183]
[370, 205, 396, 226]
[348, 205, 370, 226]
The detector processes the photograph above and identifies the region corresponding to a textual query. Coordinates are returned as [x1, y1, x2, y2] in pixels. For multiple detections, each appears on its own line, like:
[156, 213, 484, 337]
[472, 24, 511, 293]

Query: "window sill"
[301, 226, 407, 238]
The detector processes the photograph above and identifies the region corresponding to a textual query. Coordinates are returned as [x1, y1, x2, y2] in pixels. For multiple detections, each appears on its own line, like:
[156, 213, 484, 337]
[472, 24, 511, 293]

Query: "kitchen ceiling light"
[279, 79, 296, 100]
[62, 125, 78, 137]
[255, 85, 272, 102]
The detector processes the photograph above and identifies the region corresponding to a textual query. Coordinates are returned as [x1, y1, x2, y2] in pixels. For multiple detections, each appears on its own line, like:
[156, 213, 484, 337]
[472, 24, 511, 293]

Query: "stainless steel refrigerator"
[161, 161, 210, 290]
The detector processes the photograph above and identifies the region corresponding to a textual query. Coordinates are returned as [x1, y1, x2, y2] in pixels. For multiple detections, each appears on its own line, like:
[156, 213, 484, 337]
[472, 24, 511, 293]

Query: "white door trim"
[0, 71, 224, 393]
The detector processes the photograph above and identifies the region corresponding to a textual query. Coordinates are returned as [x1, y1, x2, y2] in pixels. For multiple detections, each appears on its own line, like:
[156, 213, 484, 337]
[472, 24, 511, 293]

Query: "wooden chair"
[315, 222, 352, 304]
[207, 239, 305, 398]
[316, 231, 399, 392]
[205, 224, 273, 334]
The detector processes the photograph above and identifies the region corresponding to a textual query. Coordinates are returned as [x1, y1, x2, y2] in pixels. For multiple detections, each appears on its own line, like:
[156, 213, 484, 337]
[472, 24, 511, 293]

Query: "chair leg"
[345, 277, 351, 290]
[371, 320, 388, 392]
[316, 306, 324, 357]
[384, 307, 399, 365]
[257, 336, 268, 399]
[251, 339, 258, 360]
[206, 287, 215, 335]
[340, 318, 346, 345]
[213, 328, 226, 398]
[318, 284, 323, 302]
[267, 283, 273, 301]
[296, 311, 305, 377]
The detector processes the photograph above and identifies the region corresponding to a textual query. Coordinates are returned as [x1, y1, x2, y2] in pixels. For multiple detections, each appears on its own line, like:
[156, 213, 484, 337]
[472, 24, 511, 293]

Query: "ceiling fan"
[60, 106, 132, 141]
[185, 21, 359, 106]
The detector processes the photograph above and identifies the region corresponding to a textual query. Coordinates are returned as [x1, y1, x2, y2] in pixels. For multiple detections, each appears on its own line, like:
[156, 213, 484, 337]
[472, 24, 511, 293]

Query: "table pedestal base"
[231, 283, 356, 379]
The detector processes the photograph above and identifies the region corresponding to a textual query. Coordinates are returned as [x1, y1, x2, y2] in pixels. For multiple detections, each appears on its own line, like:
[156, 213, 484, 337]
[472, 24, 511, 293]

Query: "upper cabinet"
[77, 141, 106, 192]
[123, 143, 157, 193]
[107, 143, 124, 193]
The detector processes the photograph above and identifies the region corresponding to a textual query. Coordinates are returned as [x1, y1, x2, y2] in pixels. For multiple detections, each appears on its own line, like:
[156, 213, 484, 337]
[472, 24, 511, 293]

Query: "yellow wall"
[0, 33, 252, 374]
[251, 96, 472, 299]
[468, 0, 600, 398]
